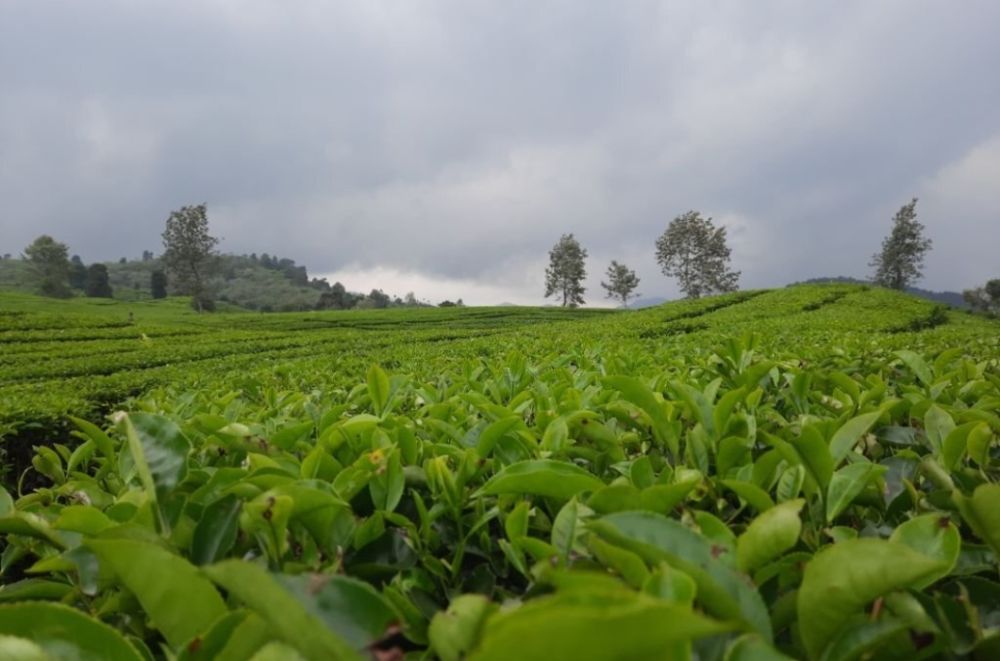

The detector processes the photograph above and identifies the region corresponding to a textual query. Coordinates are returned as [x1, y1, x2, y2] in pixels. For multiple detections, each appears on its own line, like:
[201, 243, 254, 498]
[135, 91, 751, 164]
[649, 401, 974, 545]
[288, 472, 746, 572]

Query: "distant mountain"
[796, 277, 968, 308]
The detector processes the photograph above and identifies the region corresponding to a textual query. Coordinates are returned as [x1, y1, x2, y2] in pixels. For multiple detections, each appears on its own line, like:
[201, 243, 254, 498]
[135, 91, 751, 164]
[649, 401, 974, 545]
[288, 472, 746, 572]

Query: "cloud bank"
[2, 1, 998, 304]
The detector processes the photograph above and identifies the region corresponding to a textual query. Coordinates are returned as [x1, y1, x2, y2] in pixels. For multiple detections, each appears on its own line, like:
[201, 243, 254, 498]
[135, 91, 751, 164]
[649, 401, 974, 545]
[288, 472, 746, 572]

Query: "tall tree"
[161, 204, 219, 311]
[655, 211, 739, 299]
[870, 198, 932, 290]
[544, 234, 588, 307]
[68, 255, 88, 290]
[601, 260, 641, 307]
[150, 270, 168, 299]
[85, 263, 113, 298]
[24, 235, 72, 298]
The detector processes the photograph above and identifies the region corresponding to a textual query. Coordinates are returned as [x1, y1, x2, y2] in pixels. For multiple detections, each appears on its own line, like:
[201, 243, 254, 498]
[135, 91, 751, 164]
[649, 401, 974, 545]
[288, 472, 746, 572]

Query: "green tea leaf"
[603, 376, 678, 457]
[826, 462, 886, 523]
[590, 511, 772, 640]
[88, 539, 227, 649]
[828, 410, 881, 465]
[924, 405, 955, 456]
[895, 350, 933, 386]
[479, 460, 604, 500]
[797, 538, 950, 659]
[469, 591, 730, 661]
[429, 595, 497, 661]
[954, 484, 1000, 560]
[888, 514, 960, 589]
[366, 364, 390, 417]
[793, 426, 833, 492]
[204, 560, 362, 660]
[191, 495, 242, 565]
[736, 499, 804, 573]
[273, 573, 399, 650]
[0, 601, 143, 661]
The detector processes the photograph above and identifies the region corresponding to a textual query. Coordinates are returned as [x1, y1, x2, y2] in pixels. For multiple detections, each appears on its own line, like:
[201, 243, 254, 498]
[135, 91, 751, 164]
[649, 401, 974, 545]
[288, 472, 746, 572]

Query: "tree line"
[15, 204, 444, 312]
[12, 198, 998, 314]
[543, 198, 995, 312]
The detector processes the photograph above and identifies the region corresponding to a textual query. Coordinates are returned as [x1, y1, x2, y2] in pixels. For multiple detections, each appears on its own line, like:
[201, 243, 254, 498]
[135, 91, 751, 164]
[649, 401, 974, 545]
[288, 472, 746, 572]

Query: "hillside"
[3, 282, 994, 443]
[2, 284, 999, 659]
[0, 254, 413, 312]
[795, 276, 968, 307]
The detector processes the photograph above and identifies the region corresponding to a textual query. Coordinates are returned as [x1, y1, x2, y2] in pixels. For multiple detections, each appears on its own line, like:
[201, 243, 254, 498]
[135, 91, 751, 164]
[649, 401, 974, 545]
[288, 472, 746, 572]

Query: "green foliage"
[23, 236, 71, 299]
[69, 255, 88, 291]
[964, 278, 1000, 316]
[150, 269, 168, 299]
[655, 210, 740, 299]
[0, 284, 999, 659]
[161, 204, 219, 311]
[544, 233, 587, 307]
[871, 198, 933, 290]
[601, 260, 641, 307]
[84, 263, 113, 298]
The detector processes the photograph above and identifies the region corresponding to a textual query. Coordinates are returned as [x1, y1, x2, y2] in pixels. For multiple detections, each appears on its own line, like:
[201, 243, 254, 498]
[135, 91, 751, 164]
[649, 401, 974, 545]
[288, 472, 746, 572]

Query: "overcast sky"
[2, 1, 998, 305]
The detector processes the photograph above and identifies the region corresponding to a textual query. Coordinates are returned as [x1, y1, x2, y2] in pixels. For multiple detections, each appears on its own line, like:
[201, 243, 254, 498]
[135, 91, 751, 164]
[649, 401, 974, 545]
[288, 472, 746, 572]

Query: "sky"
[2, 1, 998, 306]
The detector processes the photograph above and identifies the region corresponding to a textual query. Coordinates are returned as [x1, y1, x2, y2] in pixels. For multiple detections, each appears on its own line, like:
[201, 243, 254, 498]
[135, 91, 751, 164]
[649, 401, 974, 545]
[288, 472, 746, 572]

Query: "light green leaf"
[429, 595, 497, 661]
[894, 350, 933, 386]
[366, 364, 390, 417]
[203, 560, 362, 661]
[793, 426, 833, 492]
[825, 462, 886, 523]
[888, 514, 960, 589]
[924, 405, 955, 456]
[736, 499, 804, 573]
[590, 511, 772, 640]
[954, 483, 1000, 560]
[477, 417, 522, 458]
[119, 412, 191, 532]
[479, 460, 604, 500]
[0, 601, 142, 661]
[797, 538, 950, 659]
[469, 591, 730, 661]
[828, 411, 881, 465]
[272, 573, 399, 651]
[540, 416, 569, 454]
[603, 376, 678, 456]
[87, 539, 227, 649]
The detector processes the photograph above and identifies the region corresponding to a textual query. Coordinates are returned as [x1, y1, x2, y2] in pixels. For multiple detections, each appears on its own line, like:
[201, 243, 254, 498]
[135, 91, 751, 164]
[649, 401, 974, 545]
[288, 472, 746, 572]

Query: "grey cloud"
[2, 1, 998, 299]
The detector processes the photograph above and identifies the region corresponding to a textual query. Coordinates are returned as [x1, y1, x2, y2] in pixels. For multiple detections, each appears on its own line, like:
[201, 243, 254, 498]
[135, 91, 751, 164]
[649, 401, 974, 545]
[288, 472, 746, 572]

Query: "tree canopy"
[655, 211, 739, 299]
[161, 204, 219, 311]
[870, 198, 932, 290]
[601, 260, 641, 307]
[85, 263, 113, 298]
[544, 234, 588, 307]
[24, 235, 71, 298]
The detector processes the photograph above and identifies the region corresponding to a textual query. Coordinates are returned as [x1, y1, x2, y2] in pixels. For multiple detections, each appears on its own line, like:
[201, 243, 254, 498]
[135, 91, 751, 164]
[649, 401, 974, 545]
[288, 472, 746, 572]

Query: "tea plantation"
[2, 284, 1000, 660]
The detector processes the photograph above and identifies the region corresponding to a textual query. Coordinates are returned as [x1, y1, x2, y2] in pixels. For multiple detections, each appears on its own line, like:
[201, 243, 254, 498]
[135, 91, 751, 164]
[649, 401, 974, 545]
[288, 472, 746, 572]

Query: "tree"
[544, 234, 588, 307]
[68, 255, 88, 290]
[601, 260, 641, 307]
[963, 278, 1000, 315]
[655, 211, 740, 299]
[161, 204, 219, 311]
[24, 235, 72, 298]
[85, 263, 113, 298]
[151, 270, 168, 299]
[870, 198, 932, 290]
[368, 288, 390, 309]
